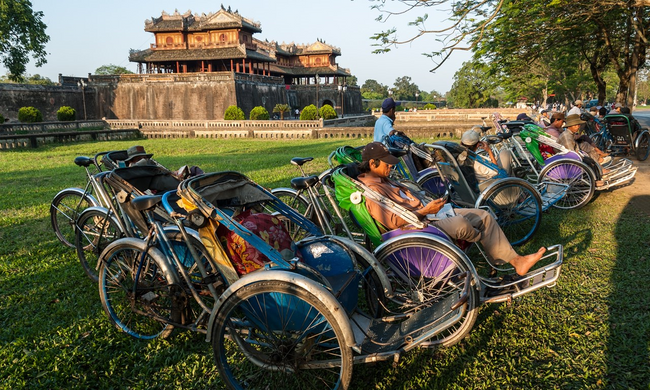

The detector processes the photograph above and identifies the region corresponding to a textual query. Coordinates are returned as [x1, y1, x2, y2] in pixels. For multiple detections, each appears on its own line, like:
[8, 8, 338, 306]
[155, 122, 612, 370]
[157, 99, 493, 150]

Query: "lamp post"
[77, 79, 87, 120]
[315, 73, 320, 117]
[338, 84, 347, 118]
[415, 92, 419, 102]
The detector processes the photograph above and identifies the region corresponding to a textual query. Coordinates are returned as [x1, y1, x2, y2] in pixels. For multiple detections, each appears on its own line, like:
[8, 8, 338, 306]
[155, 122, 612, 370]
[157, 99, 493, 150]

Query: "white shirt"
[567, 106, 582, 116]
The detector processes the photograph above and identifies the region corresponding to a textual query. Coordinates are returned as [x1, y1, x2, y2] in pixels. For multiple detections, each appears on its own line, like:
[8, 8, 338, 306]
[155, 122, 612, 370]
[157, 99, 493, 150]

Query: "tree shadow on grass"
[607, 195, 650, 387]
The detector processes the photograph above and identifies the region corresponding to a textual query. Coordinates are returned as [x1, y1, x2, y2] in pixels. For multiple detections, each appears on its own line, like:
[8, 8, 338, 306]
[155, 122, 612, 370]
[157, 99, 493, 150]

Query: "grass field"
[1, 138, 649, 389]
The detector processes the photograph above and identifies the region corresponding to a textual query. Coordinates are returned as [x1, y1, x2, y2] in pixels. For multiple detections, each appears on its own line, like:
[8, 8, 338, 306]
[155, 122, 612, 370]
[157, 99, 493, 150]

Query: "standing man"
[567, 100, 583, 116]
[374, 97, 397, 142]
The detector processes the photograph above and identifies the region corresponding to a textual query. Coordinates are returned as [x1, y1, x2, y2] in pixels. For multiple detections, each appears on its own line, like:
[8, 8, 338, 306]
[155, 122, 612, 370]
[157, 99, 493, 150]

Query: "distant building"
[129, 7, 352, 86]
[87, 6, 361, 120]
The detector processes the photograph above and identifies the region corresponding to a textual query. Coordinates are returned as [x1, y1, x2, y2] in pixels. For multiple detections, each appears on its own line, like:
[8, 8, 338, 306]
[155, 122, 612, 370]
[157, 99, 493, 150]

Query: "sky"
[18, 0, 472, 94]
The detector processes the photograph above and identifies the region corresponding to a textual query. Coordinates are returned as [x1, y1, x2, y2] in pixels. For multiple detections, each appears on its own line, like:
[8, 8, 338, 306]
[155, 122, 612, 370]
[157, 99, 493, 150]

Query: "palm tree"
[273, 104, 290, 120]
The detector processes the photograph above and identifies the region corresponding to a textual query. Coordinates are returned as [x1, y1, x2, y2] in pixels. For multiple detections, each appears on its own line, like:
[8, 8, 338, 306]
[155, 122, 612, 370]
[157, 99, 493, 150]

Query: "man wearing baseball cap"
[374, 97, 397, 142]
[356, 142, 546, 276]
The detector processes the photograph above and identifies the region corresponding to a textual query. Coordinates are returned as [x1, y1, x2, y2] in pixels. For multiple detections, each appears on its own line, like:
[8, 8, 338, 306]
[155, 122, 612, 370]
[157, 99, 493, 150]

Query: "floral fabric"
[219, 211, 298, 275]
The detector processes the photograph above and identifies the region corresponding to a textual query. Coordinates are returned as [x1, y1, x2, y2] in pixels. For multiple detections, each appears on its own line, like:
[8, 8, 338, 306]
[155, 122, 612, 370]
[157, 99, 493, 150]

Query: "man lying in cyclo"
[357, 142, 546, 276]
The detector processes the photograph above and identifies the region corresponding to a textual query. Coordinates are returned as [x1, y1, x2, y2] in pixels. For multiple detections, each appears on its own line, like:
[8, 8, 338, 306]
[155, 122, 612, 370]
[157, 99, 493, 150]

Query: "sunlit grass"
[1, 138, 649, 389]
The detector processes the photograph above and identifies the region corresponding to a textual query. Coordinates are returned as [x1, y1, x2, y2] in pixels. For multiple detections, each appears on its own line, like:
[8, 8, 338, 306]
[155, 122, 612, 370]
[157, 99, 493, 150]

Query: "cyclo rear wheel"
[75, 208, 124, 282]
[99, 238, 178, 339]
[211, 280, 353, 390]
[51, 188, 99, 248]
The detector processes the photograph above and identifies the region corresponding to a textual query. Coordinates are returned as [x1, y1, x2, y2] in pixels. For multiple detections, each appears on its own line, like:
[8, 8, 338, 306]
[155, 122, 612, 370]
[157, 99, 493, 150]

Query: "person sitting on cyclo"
[124, 145, 204, 179]
[357, 142, 546, 276]
[458, 130, 514, 190]
[558, 115, 610, 165]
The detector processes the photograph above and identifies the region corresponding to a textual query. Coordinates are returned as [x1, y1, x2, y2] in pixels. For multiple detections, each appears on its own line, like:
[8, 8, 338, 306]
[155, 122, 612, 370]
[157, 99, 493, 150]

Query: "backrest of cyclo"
[195, 172, 360, 314]
[332, 166, 385, 247]
[111, 166, 180, 231]
[102, 150, 129, 170]
[332, 165, 449, 245]
[604, 115, 633, 145]
[331, 166, 453, 280]
[431, 142, 478, 206]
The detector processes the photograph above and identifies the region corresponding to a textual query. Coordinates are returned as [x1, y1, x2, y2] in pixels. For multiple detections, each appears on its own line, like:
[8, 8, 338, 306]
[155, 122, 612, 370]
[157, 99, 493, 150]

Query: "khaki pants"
[432, 208, 517, 264]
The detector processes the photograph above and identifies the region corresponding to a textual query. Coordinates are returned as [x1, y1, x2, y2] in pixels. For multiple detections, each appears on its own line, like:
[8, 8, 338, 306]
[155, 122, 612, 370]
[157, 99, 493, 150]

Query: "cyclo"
[100, 171, 473, 389]
[488, 117, 637, 209]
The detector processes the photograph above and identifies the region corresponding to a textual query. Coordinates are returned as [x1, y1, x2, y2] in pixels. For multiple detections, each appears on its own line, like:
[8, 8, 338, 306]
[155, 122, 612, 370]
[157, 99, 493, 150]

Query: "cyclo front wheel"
[51, 188, 99, 248]
[373, 235, 479, 347]
[211, 279, 353, 390]
[99, 238, 178, 340]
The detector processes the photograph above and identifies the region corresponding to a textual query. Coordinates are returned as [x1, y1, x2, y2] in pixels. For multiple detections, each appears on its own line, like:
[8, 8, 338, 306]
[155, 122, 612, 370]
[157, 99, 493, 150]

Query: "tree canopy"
[370, 0, 650, 107]
[0, 0, 49, 81]
[94, 64, 134, 75]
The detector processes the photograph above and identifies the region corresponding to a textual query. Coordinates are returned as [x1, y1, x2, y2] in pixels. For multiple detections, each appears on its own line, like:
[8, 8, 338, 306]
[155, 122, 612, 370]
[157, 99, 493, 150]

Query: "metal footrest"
[536, 182, 569, 211]
[351, 272, 470, 359]
[597, 165, 637, 190]
[479, 244, 563, 304]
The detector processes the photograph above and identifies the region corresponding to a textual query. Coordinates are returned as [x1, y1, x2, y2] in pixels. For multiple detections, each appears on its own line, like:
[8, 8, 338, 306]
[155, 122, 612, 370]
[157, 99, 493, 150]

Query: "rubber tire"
[270, 188, 317, 240]
[98, 239, 177, 339]
[211, 280, 353, 389]
[635, 131, 650, 161]
[50, 189, 99, 248]
[163, 231, 225, 326]
[373, 236, 479, 347]
[539, 159, 595, 210]
[416, 171, 447, 198]
[75, 208, 124, 282]
[477, 180, 542, 246]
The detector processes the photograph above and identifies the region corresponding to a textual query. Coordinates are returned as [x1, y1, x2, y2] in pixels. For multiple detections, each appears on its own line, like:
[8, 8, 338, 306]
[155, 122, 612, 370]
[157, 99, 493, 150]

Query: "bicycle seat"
[388, 147, 407, 158]
[479, 126, 492, 133]
[290, 175, 319, 190]
[484, 134, 503, 144]
[74, 156, 94, 167]
[291, 157, 314, 166]
[497, 132, 513, 140]
[131, 195, 162, 211]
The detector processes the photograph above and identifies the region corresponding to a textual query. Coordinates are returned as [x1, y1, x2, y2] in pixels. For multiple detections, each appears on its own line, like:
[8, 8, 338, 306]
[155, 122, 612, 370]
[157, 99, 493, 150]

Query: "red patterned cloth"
[218, 211, 298, 275]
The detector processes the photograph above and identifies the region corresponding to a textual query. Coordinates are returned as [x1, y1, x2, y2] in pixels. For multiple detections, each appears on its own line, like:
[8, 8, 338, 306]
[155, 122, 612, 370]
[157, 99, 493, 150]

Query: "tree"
[361, 79, 388, 99]
[0, 72, 54, 85]
[273, 104, 290, 120]
[392, 76, 419, 101]
[94, 64, 134, 75]
[0, 1, 49, 81]
[345, 75, 358, 87]
[446, 61, 497, 108]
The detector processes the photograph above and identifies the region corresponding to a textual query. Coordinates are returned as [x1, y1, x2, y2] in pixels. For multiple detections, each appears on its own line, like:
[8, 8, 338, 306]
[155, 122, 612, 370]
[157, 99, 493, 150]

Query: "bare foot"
[510, 247, 546, 276]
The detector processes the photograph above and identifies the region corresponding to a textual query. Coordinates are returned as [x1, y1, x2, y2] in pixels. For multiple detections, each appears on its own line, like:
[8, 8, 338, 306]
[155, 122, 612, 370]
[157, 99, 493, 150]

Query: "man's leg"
[453, 208, 517, 264]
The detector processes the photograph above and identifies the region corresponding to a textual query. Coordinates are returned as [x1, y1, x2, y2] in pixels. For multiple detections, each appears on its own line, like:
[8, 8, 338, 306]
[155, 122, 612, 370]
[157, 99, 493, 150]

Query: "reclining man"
[558, 115, 610, 165]
[357, 142, 546, 276]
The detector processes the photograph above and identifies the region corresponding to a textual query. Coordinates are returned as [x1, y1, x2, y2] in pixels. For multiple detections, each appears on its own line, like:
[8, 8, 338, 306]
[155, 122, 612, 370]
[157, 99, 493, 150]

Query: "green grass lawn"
[1, 138, 649, 389]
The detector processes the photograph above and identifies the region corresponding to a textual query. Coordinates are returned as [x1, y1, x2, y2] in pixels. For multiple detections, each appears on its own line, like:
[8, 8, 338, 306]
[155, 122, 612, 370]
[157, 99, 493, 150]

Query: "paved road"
[611, 109, 650, 214]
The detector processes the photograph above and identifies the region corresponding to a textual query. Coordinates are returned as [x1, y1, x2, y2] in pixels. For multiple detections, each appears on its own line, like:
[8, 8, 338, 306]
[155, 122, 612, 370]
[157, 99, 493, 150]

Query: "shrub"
[224, 105, 245, 120]
[0, 113, 4, 123]
[424, 103, 437, 110]
[18, 106, 43, 123]
[319, 104, 337, 120]
[249, 106, 270, 120]
[300, 104, 318, 120]
[57, 106, 76, 121]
